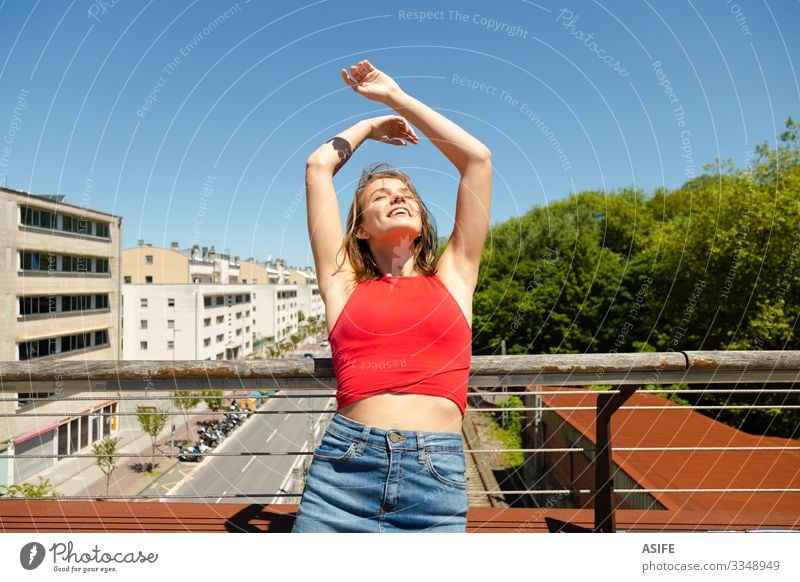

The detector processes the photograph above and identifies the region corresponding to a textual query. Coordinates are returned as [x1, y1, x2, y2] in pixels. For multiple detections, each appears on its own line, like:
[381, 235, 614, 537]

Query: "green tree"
[471, 116, 800, 438]
[136, 406, 169, 472]
[199, 390, 224, 412]
[171, 390, 200, 438]
[290, 333, 303, 351]
[92, 436, 122, 498]
[0, 477, 59, 498]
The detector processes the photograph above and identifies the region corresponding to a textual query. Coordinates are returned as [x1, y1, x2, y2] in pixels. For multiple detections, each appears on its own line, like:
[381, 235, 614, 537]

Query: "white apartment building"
[0, 186, 122, 486]
[122, 243, 314, 360]
[122, 284, 255, 360]
[288, 267, 325, 330]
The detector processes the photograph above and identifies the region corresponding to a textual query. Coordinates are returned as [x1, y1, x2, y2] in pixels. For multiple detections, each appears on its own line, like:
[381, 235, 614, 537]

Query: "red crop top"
[329, 274, 472, 416]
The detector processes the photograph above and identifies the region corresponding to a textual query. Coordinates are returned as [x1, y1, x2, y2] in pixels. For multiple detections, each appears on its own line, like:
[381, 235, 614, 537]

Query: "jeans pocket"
[313, 431, 357, 462]
[425, 449, 468, 489]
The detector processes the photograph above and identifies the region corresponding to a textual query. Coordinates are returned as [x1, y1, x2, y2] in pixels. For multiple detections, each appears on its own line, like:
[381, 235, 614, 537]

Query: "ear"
[355, 225, 370, 240]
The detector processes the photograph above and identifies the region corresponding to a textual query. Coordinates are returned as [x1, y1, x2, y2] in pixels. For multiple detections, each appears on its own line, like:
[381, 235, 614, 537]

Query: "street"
[144, 390, 335, 503]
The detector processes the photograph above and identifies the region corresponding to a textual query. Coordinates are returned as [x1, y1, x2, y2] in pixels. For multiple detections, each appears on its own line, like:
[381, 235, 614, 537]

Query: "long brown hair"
[337, 163, 438, 282]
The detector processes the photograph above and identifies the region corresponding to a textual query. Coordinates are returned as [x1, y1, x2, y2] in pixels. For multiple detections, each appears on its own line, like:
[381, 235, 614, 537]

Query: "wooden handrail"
[1, 351, 798, 392]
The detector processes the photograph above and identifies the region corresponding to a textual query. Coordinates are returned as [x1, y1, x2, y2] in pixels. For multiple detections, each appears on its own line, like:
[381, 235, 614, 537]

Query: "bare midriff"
[338, 392, 463, 433]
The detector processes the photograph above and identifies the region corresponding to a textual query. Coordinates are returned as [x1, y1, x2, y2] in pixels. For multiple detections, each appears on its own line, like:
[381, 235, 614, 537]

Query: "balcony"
[1, 351, 798, 533]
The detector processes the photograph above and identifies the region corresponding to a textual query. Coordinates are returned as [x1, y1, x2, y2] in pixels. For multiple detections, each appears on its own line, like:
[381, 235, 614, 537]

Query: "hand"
[365, 115, 419, 146]
[341, 60, 403, 103]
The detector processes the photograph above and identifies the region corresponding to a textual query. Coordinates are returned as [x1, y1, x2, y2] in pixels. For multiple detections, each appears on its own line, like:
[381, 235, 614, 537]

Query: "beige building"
[287, 267, 324, 328]
[0, 186, 122, 486]
[122, 243, 315, 360]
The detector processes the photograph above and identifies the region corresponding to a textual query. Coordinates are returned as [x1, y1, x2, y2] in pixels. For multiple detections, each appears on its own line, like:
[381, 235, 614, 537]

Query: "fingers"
[393, 117, 418, 144]
[398, 118, 419, 143]
[341, 69, 355, 87]
[343, 60, 375, 85]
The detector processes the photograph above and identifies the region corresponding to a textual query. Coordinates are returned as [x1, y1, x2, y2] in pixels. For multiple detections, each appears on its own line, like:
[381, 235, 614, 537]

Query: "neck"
[368, 236, 418, 277]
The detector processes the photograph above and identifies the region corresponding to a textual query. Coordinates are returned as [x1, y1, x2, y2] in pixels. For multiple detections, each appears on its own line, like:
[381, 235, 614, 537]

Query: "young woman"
[293, 60, 492, 533]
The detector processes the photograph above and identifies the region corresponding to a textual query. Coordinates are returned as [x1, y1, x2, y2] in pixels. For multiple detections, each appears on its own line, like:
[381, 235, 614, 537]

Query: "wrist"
[382, 88, 411, 109]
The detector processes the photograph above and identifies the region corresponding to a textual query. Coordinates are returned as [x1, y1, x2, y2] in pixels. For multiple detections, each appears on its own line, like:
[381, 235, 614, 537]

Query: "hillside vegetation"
[472, 118, 800, 438]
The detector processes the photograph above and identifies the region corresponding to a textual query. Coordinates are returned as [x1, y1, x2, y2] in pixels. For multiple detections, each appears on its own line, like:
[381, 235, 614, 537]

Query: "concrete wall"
[122, 247, 189, 284]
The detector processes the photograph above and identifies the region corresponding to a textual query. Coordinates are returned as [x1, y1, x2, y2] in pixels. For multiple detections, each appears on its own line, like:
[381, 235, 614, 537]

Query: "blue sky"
[1, 0, 798, 268]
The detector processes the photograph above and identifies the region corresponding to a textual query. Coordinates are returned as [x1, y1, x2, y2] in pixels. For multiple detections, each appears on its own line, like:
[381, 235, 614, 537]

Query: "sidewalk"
[39, 401, 221, 499]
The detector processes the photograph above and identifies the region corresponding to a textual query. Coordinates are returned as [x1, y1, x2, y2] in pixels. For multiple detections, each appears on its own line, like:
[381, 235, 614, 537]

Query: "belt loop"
[417, 431, 426, 463]
[356, 425, 370, 455]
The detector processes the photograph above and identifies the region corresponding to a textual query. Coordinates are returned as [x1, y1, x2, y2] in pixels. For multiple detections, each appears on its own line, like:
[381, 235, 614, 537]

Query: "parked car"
[301, 353, 314, 359]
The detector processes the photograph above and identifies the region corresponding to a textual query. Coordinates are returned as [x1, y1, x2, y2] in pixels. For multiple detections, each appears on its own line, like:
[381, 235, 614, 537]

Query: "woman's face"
[357, 177, 423, 241]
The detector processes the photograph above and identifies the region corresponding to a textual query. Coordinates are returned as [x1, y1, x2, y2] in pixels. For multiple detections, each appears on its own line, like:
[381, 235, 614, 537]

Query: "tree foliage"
[92, 436, 122, 498]
[0, 477, 60, 498]
[473, 118, 800, 438]
[136, 406, 169, 471]
[172, 390, 200, 437]
[199, 390, 224, 412]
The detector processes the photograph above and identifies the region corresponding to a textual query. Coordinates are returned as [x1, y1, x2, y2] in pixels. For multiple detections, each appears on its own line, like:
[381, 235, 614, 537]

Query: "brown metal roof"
[0, 501, 797, 533]
[538, 387, 800, 514]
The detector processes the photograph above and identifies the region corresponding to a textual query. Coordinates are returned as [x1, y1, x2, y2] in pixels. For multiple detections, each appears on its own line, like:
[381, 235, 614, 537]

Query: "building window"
[145, 276, 153, 284]
[18, 330, 107, 360]
[235, 328, 242, 336]
[20, 251, 52, 271]
[19, 296, 55, 316]
[140, 341, 148, 350]
[216, 334, 224, 343]
[167, 320, 175, 329]
[216, 352, 224, 360]
[167, 297, 175, 307]
[20, 207, 56, 229]
[95, 222, 110, 238]
[145, 255, 153, 264]
[16, 391, 55, 408]
[94, 330, 108, 346]
[216, 315, 224, 324]
[140, 320, 148, 329]
[18, 338, 56, 360]
[203, 338, 211, 347]
[204, 318, 211, 327]
[140, 298, 148, 308]
[236, 312, 242, 319]
[124, 276, 132, 283]
[167, 340, 174, 349]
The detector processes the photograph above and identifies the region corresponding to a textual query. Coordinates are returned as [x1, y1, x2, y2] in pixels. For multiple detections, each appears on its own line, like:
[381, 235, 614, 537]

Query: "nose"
[391, 191, 407, 204]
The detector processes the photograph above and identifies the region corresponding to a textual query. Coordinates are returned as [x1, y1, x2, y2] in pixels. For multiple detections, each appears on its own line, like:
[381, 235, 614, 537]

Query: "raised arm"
[305, 116, 419, 287]
[342, 60, 492, 288]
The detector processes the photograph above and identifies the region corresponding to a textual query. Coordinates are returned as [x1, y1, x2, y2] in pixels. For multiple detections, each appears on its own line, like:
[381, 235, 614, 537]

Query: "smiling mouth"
[388, 208, 410, 217]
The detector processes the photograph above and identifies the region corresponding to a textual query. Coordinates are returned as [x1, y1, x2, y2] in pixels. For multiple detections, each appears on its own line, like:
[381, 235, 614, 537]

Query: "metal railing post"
[594, 385, 637, 532]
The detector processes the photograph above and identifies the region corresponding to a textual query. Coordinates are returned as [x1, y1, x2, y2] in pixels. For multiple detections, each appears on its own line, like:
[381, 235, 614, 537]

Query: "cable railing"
[0, 351, 798, 533]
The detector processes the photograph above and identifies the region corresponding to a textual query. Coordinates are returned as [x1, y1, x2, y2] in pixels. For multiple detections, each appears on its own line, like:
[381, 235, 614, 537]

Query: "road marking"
[241, 456, 255, 473]
[266, 428, 278, 442]
[164, 399, 276, 499]
[271, 444, 306, 505]
[216, 490, 227, 504]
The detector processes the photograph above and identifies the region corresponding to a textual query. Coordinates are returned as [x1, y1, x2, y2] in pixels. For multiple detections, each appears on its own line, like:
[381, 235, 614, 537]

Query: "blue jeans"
[292, 413, 468, 533]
